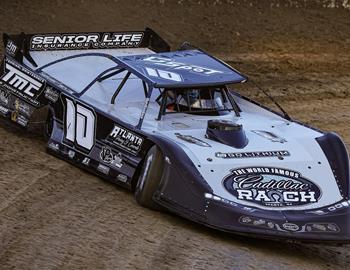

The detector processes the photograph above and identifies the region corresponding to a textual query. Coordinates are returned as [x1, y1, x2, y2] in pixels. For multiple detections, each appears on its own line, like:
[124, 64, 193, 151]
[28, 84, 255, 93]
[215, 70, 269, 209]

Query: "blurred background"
[0, 1, 349, 270]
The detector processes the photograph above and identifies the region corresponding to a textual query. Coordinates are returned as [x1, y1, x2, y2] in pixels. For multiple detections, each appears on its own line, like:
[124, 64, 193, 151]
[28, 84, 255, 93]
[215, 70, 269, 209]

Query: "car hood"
[154, 120, 343, 211]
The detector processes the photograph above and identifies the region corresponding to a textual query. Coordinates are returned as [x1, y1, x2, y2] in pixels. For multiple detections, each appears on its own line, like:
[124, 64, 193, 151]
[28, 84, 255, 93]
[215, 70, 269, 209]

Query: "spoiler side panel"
[0, 55, 59, 128]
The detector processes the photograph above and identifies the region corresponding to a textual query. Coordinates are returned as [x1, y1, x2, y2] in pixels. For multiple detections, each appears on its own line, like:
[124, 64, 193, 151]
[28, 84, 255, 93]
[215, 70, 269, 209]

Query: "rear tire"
[44, 110, 53, 142]
[135, 145, 164, 210]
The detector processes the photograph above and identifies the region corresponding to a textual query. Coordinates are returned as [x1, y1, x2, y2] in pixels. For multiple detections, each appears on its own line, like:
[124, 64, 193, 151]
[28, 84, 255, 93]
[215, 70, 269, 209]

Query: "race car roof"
[116, 50, 247, 88]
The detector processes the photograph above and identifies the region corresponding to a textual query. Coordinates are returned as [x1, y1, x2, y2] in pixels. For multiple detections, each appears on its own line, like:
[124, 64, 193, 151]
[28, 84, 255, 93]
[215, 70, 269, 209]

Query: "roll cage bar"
[35, 53, 240, 129]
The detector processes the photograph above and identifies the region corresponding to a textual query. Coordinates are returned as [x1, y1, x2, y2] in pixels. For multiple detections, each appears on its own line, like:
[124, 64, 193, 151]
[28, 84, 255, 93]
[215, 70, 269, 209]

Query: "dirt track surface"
[0, 1, 350, 269]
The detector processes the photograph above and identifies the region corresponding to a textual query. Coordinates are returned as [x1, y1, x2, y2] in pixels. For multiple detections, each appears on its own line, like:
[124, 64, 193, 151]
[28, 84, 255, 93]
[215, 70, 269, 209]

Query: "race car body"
[0, 28, 349, 243]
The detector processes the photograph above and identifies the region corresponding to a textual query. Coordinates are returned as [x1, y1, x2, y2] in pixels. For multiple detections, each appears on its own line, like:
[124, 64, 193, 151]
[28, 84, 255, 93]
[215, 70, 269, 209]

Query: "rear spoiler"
[2, 27, 170, 67]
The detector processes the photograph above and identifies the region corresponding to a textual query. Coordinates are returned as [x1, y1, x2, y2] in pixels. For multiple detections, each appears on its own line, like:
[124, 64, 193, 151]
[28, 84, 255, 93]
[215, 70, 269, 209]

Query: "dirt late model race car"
[0, 28, 349, 243]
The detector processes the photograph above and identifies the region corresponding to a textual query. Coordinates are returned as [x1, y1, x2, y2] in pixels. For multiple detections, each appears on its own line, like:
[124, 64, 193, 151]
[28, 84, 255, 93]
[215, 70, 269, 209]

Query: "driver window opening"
[156, 87, 240, 120]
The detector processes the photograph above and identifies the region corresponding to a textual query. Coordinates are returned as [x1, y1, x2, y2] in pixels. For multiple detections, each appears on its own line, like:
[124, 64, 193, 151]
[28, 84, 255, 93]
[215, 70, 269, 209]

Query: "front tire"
[135, 145, 164, 210]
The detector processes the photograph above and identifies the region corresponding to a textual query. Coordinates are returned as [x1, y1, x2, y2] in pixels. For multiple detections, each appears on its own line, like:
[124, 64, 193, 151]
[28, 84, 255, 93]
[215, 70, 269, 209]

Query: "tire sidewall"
[135, 145, 164, 210]
[44, 110, 53, 141]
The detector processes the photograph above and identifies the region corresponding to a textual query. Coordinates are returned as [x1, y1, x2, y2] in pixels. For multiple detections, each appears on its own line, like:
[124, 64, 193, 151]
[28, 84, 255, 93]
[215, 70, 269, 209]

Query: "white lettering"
[43, 36, 54, 44]
[75, 35, 87, 43]
[237, 190, 253, 200]
[1, 62, 42, 97]
[64, 98, 95, 151]
[300, 191, 316, 202]
[283, 191, 299, 202]
[131, 33, 143, 42]
[255, 190, 271, 201]
[145, 67, 182, 82]
[31, 33, 143, 50]
[86, 35, 98, 43]
[143, 56, 223, 75]
[31, 36, 43, 44]
[110, 126, 121, 138]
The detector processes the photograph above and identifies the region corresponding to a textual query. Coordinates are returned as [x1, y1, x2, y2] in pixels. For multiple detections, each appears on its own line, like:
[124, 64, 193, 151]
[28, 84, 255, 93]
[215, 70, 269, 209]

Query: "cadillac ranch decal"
[223, 167, 321, 207]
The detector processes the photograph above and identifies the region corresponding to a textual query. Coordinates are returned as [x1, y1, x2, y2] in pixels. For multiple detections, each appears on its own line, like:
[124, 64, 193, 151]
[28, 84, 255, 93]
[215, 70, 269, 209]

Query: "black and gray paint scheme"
[0, 29, 349, 243]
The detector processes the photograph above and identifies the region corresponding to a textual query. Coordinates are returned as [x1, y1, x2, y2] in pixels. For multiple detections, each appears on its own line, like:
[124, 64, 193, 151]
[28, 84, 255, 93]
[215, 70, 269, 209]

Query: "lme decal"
[223, 167, 321, 207]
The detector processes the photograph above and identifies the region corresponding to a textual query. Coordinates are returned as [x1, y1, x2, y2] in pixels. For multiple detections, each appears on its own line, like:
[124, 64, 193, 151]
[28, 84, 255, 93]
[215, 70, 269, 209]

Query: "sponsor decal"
[307, 199, 350, 215]
[253, 219, 265, 226]
[100, 146, 113, 163]
[82, 157, 90, 166]
[14, 99, 33, 117]
[252, 130, 287, 143]
[145, 67, 182, 82]
[239, 216, 340, 233]
[30, 32, 144, 50]
[241, 216, 252, 224]
[175, 133, 211, 147]
[215, 150, 290, 159]
[171, 122, 190, 129]
[44, 86, 59, 102]
[9, 110, 30, 127]
[48, 142, 60, 151]
[6, 40, 17, 57]
[267, 222, 275, 229]
[16, 115, 29, 127]
[305, 223, 340, 233]
[97, 163, 110, 175]
[0, 105, 9, 116]
[107, 124, 143, 155]
[0, 59, 45, 106]
[11, 111, 18, 122]
[325, 224, 339, 232]
[68, 150, 75, 159]
[10, 110, 28, 126]
[282, 223, 299, 231]
[223, 167, 321, 208]
[0, 89, 9, 105]
[310, 223, 326, 231]
[117, 174, 128, 183]
[142, 56, 223, 75]
[240, 216, 277, 230]
[100, 146, 123, 168]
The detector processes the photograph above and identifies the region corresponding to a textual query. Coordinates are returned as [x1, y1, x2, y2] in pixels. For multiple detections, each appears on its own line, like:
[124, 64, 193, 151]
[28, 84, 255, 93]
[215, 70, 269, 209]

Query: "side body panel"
[0, 55, 153, 189]
[47, 91, 155, 189]
[0, 29, 168, 188]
